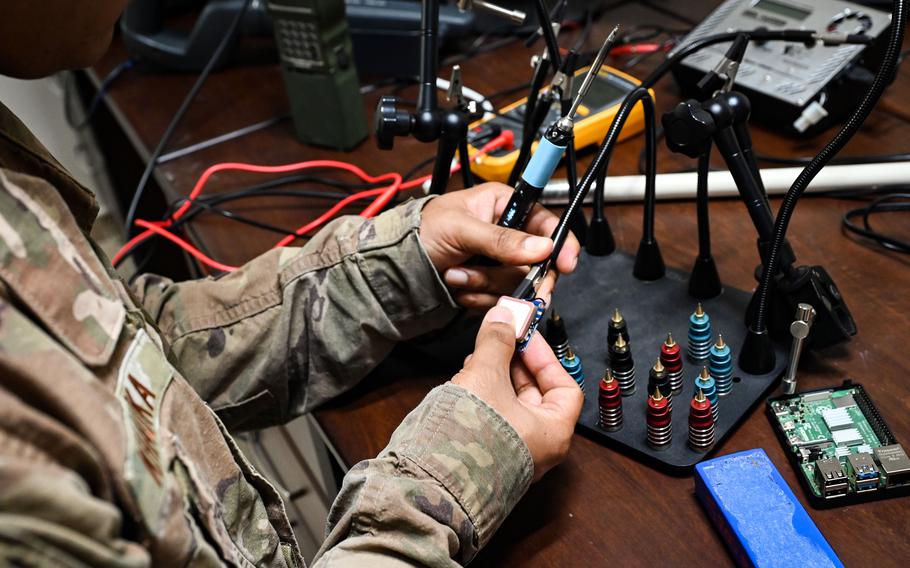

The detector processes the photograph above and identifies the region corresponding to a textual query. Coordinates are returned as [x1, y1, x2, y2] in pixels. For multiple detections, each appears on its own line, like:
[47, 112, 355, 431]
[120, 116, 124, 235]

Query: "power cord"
[116, 134, 513, 274]
[842, 192, 910, 254]
[123, 0, 252, 236]
[70, 58, 138, 130]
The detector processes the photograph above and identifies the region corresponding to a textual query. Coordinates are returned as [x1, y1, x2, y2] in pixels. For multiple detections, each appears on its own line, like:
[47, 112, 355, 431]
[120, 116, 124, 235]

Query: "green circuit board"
[769, 385, 910, 501]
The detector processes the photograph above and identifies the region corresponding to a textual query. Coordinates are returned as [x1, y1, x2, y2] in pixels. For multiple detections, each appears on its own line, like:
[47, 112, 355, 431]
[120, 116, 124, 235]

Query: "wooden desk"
[91, 1, 910, 565]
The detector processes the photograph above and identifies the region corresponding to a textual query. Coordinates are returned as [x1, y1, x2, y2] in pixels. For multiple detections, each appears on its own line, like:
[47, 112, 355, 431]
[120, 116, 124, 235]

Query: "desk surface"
[93, 1, 910, 565]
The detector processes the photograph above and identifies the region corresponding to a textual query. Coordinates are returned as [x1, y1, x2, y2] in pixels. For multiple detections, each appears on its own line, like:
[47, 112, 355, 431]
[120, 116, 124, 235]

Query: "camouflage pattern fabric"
[315, 384, 533, 566]
[0, 101, 534, 566]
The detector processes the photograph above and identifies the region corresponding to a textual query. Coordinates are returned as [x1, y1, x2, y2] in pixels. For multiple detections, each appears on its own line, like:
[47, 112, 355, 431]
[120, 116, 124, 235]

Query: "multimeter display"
[466, 65, 649, 182]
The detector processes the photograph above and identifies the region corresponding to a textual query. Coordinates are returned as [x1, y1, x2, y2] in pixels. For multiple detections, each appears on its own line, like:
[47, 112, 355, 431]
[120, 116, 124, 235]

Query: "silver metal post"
[782, 303, 816, 394]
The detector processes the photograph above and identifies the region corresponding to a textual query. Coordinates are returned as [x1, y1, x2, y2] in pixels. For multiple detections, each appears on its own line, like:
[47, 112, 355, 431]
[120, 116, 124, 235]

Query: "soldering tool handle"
[468, 134, 565, 266]
[496, 177, 545, 229]
[508, 95, 556, 186]
[467, 179, 544, 266]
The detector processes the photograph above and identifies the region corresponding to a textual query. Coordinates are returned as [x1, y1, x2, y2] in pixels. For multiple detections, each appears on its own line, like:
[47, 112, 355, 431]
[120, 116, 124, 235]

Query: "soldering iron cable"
[123, 0, 252, 237]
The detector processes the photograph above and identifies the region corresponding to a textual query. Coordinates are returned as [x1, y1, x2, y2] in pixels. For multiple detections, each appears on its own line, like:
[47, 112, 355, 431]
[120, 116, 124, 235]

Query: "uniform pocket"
[162, 378, 300, 568]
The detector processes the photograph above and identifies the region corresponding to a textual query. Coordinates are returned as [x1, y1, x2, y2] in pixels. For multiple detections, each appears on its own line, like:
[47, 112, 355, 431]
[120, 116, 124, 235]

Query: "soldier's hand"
[419, 182, 580, 309]
[452, 305, 583, 482]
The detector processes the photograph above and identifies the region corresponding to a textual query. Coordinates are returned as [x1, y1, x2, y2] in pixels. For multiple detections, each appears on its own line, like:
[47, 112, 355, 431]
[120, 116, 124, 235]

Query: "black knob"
[374, 96, 412, 150]
[662, 100, 715, 159]
[723, 91, 751, 124]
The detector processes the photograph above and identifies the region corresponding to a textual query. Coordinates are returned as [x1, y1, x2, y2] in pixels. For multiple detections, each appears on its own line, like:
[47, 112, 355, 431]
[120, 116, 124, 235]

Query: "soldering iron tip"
[608, 24, 620, 41]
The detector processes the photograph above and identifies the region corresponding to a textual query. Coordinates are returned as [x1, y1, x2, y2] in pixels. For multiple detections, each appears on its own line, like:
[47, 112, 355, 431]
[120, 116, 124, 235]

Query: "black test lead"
[609, 335, 636, 396]
[544, 311, 570, 359]
[648, 359, 673, 412]
[607, 308, 630, 349]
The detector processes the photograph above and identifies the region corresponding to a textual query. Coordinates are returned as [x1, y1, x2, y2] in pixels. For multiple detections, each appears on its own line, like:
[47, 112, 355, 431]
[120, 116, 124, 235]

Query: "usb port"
[815, 458, 848, 498]
[847, 453, 879, 492]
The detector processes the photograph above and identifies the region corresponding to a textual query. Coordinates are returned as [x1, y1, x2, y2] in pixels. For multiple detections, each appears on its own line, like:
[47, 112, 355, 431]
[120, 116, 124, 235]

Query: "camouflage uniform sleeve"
[313, 383, 534, 567]
[132, 197, 460, 431]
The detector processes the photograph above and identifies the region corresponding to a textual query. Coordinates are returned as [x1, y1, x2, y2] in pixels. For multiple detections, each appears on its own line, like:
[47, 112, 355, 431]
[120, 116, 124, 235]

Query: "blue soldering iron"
[495, 27, 620, 350]
[496, 25, 620, 231]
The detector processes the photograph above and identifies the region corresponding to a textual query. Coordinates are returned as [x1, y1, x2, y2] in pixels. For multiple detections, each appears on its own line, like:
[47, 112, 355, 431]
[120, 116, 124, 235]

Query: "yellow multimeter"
[466, 65, 653, 182]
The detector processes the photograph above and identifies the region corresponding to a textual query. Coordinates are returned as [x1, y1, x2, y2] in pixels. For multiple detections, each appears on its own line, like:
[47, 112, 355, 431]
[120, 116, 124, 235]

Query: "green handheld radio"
[268, 0, 367, 150]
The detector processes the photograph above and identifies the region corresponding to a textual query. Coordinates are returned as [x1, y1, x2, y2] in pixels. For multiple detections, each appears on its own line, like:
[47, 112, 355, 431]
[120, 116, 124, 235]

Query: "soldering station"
[96, 0, 910, 564]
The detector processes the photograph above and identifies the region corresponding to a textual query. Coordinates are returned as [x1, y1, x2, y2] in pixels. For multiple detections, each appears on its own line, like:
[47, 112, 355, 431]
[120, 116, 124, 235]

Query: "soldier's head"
[0, 1, 128, 79]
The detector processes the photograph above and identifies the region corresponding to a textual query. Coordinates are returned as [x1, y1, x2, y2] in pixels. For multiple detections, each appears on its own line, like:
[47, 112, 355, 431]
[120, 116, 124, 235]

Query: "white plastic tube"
[539, 162, 910, 203]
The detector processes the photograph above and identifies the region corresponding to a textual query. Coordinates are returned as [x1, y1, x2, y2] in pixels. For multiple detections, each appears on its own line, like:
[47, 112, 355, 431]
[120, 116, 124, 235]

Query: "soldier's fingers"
[467, 181, 513, 223]
[522, 205, 581, 275]
[464, 305, 517, 378]
[535, 270, 558, 305]
[511, 346, 543, 405]
[453, 291, 502, 311]
[446, 214, 554, 267]
[521, 203, 559, 239]
[519, 333, 578, 395]
[523, 332, 583, 421]
[444, 265, 529, 294]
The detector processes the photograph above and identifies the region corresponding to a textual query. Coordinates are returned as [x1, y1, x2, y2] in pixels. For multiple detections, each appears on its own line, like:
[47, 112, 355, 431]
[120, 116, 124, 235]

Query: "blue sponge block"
[694, 449, 843, 568]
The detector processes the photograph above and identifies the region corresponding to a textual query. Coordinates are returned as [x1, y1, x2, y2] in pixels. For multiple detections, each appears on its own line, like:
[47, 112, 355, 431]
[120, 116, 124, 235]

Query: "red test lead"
[598, 369, 623, 432]
[688, 389, 716, 452]
[647, 388, 672, 450]
[660, 332, 684, 394]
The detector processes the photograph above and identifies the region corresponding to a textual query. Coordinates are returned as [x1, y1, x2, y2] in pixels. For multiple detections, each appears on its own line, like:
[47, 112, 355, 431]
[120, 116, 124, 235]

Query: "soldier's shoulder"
[0, 166, 125, 366]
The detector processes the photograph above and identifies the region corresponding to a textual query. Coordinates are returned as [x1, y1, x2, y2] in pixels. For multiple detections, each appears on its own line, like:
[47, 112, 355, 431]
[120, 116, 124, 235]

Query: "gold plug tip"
[695, 303, 705, 317]
[716, 334, 725, 349]
[665, 332, 675, 347]
[653, 359, 664, 373]
[695, 388, 706, 403]
[700, 367, 710, 379]
[614, 335, 627, 349]
[611, 308, 623, 323]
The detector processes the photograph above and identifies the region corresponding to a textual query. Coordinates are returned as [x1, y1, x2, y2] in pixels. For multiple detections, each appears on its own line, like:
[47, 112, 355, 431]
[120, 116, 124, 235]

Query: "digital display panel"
[754, 0, 811, 21]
